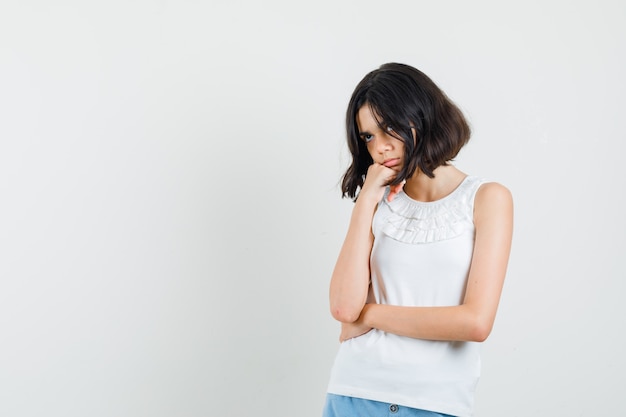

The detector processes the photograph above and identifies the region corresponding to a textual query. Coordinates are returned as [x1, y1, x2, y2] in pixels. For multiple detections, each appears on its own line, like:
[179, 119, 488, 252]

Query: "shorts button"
[389, 404, 399, 413]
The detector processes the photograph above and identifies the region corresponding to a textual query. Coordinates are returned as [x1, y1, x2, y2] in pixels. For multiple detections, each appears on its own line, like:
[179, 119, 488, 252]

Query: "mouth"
[383, 158, 401, 168]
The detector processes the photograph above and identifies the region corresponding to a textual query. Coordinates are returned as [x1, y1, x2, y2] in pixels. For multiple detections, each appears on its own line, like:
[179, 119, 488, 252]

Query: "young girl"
[324, 63, 513, 417]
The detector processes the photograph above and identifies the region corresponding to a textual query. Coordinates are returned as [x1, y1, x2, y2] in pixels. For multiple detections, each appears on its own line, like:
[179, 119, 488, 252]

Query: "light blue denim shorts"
[322, 394, 456, 417]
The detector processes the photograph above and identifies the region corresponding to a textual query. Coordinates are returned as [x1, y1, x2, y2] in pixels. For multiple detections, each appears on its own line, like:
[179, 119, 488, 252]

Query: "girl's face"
[356, 105, 405, 171]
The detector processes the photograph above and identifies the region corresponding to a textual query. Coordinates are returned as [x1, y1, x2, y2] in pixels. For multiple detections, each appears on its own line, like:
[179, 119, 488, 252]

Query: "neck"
[403, 165, 467, 202]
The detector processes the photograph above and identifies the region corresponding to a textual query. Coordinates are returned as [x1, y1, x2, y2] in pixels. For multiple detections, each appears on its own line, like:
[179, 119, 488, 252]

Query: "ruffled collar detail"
[377, 176, 484, 244]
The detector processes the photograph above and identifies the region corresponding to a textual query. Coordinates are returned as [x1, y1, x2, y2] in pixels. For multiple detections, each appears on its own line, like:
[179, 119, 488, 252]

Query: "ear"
[410, 126, 418, 144]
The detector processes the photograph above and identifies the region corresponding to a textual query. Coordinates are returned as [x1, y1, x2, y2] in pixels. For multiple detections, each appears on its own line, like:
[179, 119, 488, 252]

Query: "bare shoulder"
[476, 182, 513, 203]
[474, 182, 513, 222]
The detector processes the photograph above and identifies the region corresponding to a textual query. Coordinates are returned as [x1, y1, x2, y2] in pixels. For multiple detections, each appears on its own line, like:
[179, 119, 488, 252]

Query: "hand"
[340, 321, 373, 342]
[339, 306, 374, 342]
[387, 181, 405, 202]
[359, 163, 398, 204]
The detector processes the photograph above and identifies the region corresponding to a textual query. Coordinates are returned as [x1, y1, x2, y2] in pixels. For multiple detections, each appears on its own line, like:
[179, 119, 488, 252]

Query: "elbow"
[470, 327, 491, 343]
[467, 317, 493, 343]
[330, 305, 362, 323]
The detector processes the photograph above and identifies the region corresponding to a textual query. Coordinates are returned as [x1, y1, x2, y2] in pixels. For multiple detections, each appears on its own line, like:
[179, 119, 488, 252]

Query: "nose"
[374, 134, 392, 154]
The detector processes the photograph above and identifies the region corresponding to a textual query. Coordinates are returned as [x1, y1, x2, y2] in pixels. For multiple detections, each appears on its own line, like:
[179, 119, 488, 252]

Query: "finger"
[387, 183, 403, 202]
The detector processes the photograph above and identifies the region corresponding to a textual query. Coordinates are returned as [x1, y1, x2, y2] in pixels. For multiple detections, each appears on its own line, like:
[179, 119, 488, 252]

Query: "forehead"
[356, 105, 382, 131]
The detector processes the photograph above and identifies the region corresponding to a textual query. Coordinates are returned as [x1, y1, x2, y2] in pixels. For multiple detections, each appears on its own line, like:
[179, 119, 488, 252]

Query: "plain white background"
[1, 1, 624, 416]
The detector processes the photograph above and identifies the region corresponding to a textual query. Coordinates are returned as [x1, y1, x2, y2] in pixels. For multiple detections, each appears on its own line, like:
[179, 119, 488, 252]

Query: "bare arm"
[329, 196, 376, 323]
[340, 182, 514, 341]
[329, 163, 402, 323]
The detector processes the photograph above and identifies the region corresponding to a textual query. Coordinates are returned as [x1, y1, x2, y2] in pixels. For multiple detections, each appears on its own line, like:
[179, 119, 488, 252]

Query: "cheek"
[395, 141, 406, 156]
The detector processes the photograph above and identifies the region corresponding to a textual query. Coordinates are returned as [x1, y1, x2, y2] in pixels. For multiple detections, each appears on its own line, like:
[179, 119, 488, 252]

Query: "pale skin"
[329, 105, 514, 343]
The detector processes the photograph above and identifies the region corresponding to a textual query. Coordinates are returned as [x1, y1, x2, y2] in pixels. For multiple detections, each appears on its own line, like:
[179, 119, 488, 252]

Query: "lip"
[383, 158, 401, 168]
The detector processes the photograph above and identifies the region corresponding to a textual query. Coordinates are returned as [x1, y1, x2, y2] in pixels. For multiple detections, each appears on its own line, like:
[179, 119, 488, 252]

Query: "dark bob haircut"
[341, 63, 471, 200]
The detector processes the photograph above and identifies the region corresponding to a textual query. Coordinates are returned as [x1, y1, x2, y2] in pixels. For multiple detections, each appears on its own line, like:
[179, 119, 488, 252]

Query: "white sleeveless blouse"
[327, 175, 487, 417]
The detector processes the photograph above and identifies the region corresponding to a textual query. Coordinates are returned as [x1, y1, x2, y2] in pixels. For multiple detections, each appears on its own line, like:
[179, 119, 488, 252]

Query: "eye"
[385, 125, 394, 133]
[361, 134, 374, 143]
